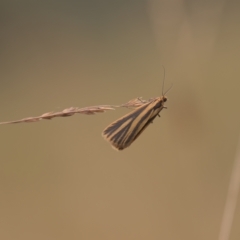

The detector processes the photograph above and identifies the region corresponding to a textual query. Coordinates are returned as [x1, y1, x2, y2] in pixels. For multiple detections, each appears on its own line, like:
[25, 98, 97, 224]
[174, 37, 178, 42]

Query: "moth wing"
[102, 102, 157, 150]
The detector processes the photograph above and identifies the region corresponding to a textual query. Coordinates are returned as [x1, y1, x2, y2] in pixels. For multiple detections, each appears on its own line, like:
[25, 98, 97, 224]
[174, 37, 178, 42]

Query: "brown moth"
[102, 69, 171, 150]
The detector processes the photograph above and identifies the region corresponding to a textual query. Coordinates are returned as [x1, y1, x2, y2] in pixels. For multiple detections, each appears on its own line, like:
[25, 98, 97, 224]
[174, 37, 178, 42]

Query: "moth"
[102, 71, 171, 151]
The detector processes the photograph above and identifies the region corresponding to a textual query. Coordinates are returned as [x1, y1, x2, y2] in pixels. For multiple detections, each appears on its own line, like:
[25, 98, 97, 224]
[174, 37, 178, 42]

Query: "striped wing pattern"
[102, 97, 166, 150]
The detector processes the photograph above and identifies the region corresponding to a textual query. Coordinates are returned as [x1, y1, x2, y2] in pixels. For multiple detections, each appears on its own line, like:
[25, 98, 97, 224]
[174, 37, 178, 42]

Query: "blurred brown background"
[1, 0, 240, 239]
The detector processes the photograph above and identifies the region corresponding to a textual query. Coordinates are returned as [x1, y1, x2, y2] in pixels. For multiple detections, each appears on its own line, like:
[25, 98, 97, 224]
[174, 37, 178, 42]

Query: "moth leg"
[158, 114, 161, 118]
[163, 106, 167, 109]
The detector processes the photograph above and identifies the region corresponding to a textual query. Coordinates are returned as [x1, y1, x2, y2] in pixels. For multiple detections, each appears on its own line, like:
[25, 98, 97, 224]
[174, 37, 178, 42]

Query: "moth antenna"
[162, 65, 165, 96]
[161, 65, 173, 96]
[163, 82, 173, 96]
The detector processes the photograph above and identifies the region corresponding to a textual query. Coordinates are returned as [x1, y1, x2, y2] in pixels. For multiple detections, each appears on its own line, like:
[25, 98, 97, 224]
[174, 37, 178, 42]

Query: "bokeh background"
[1, 1, 240, 239]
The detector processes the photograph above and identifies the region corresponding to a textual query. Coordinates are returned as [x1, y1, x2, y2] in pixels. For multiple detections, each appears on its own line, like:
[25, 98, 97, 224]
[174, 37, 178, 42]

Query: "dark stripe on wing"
[123, 107, 154, 146]
[103, 103, 150, 138]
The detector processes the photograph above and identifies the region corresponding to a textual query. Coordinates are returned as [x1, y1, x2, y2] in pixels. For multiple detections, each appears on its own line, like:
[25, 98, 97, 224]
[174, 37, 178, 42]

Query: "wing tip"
[101, 131, 124, 151]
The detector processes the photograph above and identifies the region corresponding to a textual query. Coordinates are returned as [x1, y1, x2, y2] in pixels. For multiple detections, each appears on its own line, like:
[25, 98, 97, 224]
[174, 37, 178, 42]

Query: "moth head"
[162, 96, 167, 102]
